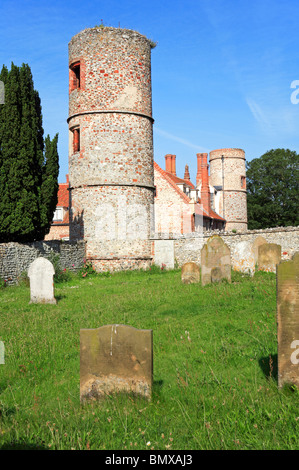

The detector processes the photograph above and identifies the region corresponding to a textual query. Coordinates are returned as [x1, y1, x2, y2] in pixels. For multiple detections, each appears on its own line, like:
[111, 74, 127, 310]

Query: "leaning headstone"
[28, 257, 56, 304]
[258, 243, 281, 272]
[201, 235, 231, 286]
[80, 324, 153, 401]
[277, 253, 299, 389]
[154, 240, 174, 269]
[252, 236, 268, 265]
[181, 262, 200, 284]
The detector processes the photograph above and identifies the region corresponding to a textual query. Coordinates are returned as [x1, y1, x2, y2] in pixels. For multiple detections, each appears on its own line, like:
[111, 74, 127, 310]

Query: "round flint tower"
[209, 148, 247, 232]
[68, 27, 155, 271]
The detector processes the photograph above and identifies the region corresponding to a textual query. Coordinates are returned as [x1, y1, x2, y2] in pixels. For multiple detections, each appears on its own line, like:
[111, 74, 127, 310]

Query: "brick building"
[154, 153, 226, 236]
[44, 175, 70, 241]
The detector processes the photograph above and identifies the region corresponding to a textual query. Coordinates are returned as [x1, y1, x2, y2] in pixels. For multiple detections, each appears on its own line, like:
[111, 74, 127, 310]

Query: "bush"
[17, 271, 30, 287]
[78, 259, 97, 278]
[47, 252, 72, 284]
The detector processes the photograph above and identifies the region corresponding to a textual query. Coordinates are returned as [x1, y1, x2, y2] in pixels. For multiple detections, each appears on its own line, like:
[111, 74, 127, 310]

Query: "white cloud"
[154, 127, 208, 152]
[246, 97, 298, 135]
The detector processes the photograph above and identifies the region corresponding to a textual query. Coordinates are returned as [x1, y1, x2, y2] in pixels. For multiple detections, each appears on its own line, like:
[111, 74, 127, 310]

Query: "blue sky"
[1, 0, 298, 182]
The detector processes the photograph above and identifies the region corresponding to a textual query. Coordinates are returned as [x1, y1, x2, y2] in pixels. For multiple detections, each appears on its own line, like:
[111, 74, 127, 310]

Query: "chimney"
[200, 153, 211, 214]
[171, 154, 176, 175]
[196, 153, 203, 187]
[165, 154, 172, 173]
[66, 174, 69, 184]
[184, 164, 190, 181]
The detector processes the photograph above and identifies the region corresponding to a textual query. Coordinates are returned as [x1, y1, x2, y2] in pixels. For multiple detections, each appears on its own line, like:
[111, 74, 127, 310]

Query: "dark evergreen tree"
[246, 148, 299, 229]
[0, 62, 59, 242]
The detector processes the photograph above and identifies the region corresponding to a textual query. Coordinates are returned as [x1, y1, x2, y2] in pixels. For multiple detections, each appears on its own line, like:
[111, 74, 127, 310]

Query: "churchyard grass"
[0, 267, 298, 450]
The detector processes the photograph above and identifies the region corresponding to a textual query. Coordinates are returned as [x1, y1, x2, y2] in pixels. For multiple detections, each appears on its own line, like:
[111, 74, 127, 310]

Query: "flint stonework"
[277, 253, 299, 389]
[181, 262, 200, 284]
[154, 240, 174, 269]
[201, 235, 231, 286]
[27, 257, 56, 304]
[80, 324, 153, 401]
[232, 240, 255, 275]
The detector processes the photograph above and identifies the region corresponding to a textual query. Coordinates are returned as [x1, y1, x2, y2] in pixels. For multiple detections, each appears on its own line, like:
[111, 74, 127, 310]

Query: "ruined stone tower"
[209, 148, 247, 231]
[68, 27, 155, 271]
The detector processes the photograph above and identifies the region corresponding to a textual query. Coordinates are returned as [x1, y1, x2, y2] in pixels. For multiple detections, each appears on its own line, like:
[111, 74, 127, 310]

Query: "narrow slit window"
[73, 128, 80, 153]
[70, 62, 80, 91]
[241, 176, 246, 189]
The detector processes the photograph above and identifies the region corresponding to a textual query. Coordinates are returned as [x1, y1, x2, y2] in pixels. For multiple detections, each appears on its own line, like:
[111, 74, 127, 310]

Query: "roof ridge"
[154, 161, 210, 218]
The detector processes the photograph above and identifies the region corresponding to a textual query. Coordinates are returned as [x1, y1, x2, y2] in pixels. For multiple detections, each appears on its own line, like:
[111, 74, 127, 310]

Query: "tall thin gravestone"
[277, 252, 299, 389]
[80, 324, 153, 401]
[28, 257, 56, 304]
[201, 235, 231, 286]
[252, 236, 267, 265]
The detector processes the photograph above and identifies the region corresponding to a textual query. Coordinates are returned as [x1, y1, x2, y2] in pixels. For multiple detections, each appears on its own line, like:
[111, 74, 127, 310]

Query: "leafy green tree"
[246, 149, 299, 229]
[0, 62, 59, 242]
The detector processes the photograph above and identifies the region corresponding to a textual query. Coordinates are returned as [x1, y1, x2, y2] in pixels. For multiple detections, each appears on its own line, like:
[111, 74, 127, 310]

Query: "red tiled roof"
[57, 183, 69, 208]
[154, 162, 210, 218]
[208, 208, 225, 221]
[164, 171, 195, 190]
[154, 161, 226, 222]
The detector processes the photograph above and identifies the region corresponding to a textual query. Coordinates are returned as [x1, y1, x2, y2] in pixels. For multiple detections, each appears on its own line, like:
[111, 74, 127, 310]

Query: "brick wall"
[44, 224, 69, 241]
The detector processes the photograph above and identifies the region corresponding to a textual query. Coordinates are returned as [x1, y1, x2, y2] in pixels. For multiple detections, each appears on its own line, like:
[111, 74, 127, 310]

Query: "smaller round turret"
[209, 148, 247, 231]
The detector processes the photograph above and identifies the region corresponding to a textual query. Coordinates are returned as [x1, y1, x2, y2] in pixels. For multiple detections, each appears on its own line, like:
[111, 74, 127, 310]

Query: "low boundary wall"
[0, 240, 86, 284]
[153, 226, 299, 272]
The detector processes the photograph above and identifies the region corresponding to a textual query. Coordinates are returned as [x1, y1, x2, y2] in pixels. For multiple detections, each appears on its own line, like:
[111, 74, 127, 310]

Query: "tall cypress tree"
[0, 62, 59, 242]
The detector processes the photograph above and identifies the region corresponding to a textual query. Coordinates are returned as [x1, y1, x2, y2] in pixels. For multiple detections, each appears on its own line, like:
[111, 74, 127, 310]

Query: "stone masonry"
[165, 226, 299, 274]
[209, 149, 247, 231]
[68, 27, 155, 272]
[0, 240, 85, 285]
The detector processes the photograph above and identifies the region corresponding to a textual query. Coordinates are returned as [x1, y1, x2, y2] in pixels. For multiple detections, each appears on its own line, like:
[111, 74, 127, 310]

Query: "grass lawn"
[0, 267, 298, 450]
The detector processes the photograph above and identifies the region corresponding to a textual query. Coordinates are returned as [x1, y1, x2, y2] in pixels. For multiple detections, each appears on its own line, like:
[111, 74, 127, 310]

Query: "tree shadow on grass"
[152, 379, 164, 399]
[259, 354, 278, 382]
[54, 294, 66, 302]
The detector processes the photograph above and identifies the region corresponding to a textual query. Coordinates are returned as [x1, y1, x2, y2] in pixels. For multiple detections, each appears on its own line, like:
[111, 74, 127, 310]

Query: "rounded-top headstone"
[252, 236, 268, 265]
[258, 243, 281, 272]
[181, 262, 200, 284]
[201, 235, 231, 286]
[28, 257, 56, 304]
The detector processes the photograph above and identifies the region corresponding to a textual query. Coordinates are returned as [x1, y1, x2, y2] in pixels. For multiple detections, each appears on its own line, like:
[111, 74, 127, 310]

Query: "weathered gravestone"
[28, 257, 56, 304]
[201, 235, 231, 286]
[154, 240, 174, 269]
[252, 236, 268, 265]
[258, 243, 281, 272]
[277, 252, 299, 389]
[181, 262, 200, 284]
[80, 324, 153, 401]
